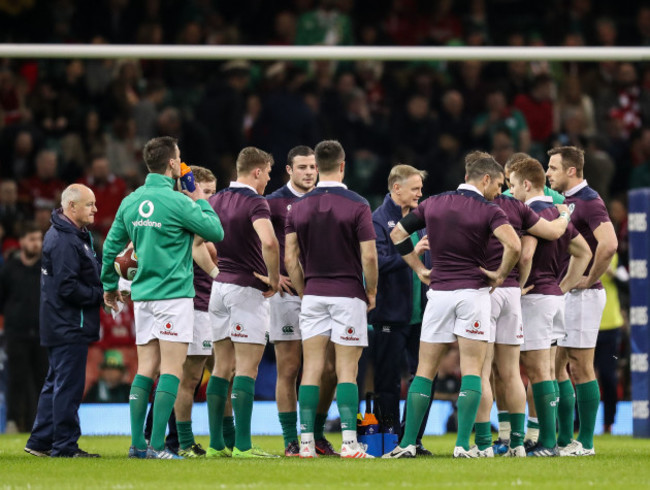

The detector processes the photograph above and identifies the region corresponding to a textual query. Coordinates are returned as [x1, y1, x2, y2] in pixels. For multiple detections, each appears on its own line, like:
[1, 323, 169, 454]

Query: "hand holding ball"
[114, 247, 138, 281]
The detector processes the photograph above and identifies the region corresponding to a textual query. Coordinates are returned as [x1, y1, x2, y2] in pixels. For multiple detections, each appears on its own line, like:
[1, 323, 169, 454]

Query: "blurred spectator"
[384, 0, 421, 46]
[60, 109, 108, 181]
[422, 0, 463, 45]
[0, 68, 29, 126]
[1, 128, 40, 179]
[0, 222, 47, 433]
[608, 195, 629, 268]
[607, 63, 642, 139]
[595, 16, 618, 47]
[473, 87, 530, 153]
[76, 155, 127, 235]
[584, 136, 615, 202]
[0, 179, 30, 240]
[491, 128, 515, 166]
[106, 116, 144, 181]
[391, 94, 439, 171]
[18, 149, 65, 212]
[270, 10, 297, 45]
[438, 90, 473, 148]
[633, 4, 650, 46]
[295, 0, 353, 46]
[558, 75, 597, 137]
[84, 349, 132, 404]
[133, 79, 167, 142]
[455, 61, 489, 118]
[514, 74, 555, 160]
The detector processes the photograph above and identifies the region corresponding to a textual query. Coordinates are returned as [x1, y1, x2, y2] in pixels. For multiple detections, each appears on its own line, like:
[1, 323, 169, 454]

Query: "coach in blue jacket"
[25, 184, 103, 458]
[369, 165, 435, 455]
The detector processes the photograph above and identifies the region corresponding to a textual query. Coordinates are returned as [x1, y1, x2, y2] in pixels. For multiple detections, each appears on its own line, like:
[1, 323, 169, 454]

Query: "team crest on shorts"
[160, 321, 178, 337]
[466, 321, 484, 335]
[340, 326, 360, 342]
[282, 325, 294, 334]
[232, 323, 248, 338]
[202, 340, 212, 349]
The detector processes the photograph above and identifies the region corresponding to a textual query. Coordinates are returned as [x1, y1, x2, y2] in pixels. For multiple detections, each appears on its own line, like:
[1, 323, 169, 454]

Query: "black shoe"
[24, 446, 51, 457]
[72, 449, 100, 458]
[415, 443, 433, 456]
[524, 439, 537, 452]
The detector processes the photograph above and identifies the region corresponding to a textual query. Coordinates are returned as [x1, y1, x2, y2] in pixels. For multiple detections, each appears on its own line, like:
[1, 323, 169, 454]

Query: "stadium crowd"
[0, 0, 636, 450]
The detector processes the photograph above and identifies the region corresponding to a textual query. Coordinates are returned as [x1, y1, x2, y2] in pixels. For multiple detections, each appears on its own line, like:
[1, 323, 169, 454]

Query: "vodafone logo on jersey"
[160, 321, 178, 337]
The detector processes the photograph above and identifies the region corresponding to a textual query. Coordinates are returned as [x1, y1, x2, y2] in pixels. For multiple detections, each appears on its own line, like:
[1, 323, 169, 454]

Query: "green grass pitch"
[2, 434, 649, 489]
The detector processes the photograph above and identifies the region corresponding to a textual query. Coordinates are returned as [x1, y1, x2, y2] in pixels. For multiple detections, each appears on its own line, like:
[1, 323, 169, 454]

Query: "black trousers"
[594, 328, 621, 427]
[371, 323, 435, 442]
[6, 337, 48, 432]
[27, 343, 88, 456]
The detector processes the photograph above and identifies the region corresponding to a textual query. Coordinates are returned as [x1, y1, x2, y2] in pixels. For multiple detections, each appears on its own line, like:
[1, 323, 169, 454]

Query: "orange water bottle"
[180, 162, 196, 192]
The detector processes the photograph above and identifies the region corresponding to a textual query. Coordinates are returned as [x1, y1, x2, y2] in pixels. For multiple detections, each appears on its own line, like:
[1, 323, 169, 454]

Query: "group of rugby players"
[102, 136, 615, 460]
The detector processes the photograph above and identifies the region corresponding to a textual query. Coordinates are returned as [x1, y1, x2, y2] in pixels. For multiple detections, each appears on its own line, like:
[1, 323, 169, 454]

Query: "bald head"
[61, 184, 97, 228]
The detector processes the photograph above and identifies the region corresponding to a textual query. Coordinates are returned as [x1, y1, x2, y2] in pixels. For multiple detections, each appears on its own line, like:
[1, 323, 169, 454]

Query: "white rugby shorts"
[559, 288, 606, 349]
[187, 310, 213, 356]
[489, 287, 524, 345]
[133, 298, 194, 345]
[300, 295, 368, 347]
[209, 282, 270, 345]
[520, 294, 565, 352]
[421, 288, 491, 343]
[269, 293, 302, 342]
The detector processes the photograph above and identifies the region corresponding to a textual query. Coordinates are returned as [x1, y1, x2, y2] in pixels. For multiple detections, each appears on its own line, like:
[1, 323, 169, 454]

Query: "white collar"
[525, 195, 553, 206]
[564, 180, 588, 197]
[230, 181, 258, 193]
[317, 181, 347, 189]
[457, 183, 483, 197]
[286, 181, 306, 197]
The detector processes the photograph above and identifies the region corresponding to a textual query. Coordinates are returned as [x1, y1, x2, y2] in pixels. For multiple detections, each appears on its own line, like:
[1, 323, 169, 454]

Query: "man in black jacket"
[25, 184, 103, 458]
[0, 222, 46, 432]
[369, 164, 434, 455]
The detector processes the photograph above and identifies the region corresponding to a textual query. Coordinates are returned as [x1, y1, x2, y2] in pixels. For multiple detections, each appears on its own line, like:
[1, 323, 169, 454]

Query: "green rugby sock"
[557, 380, 576, 447]
[223, 416, 235, 449]
[553, 380, 560, 423]
[298, 385, 319, 435]
[576, 380, 600, 450]
[474, 421, 492, 451]
[532, 381, 557, 448]
[336, 383, 359, 435]
[510, 413, 526, 448]
[401, 376, 432, 448]
[455, 375, 482, 451]
[176, 421, 194, 450]
[206, 376, 229, 450]
[497, 411, 511, 440]
[151, 374, 180, 451]
[314, 413, 328, 441]
[279, 411, 298, 447]
[129, 375, 153, 450]
[232, 376, 255, 452]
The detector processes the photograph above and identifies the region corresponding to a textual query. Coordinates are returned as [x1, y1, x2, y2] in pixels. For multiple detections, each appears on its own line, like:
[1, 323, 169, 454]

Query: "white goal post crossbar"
[0, 44, 648, 61]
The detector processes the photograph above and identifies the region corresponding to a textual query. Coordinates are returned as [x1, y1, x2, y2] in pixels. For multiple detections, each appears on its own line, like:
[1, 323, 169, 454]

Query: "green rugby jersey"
[101, 173, 224, 301]
[503, 185, 565, 204]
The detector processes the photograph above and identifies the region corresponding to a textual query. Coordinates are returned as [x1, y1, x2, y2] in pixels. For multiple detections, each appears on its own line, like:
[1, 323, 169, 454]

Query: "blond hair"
[388, 164, 428, 192]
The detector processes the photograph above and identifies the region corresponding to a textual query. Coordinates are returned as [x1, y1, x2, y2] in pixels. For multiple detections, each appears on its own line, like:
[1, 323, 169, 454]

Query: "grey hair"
[61, 184, 84, 208]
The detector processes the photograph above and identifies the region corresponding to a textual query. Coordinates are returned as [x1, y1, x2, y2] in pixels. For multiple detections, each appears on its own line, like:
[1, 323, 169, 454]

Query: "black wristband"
[395, 237, 415, 256]
[399, 212, 425, 235]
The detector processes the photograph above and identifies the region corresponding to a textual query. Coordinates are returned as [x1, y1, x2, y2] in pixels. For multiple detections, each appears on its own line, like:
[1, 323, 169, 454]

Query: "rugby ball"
[114, 247, 138, 281]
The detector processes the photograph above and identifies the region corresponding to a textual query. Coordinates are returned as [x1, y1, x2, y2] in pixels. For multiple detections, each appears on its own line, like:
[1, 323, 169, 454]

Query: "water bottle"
[180, 162, 196, 192]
